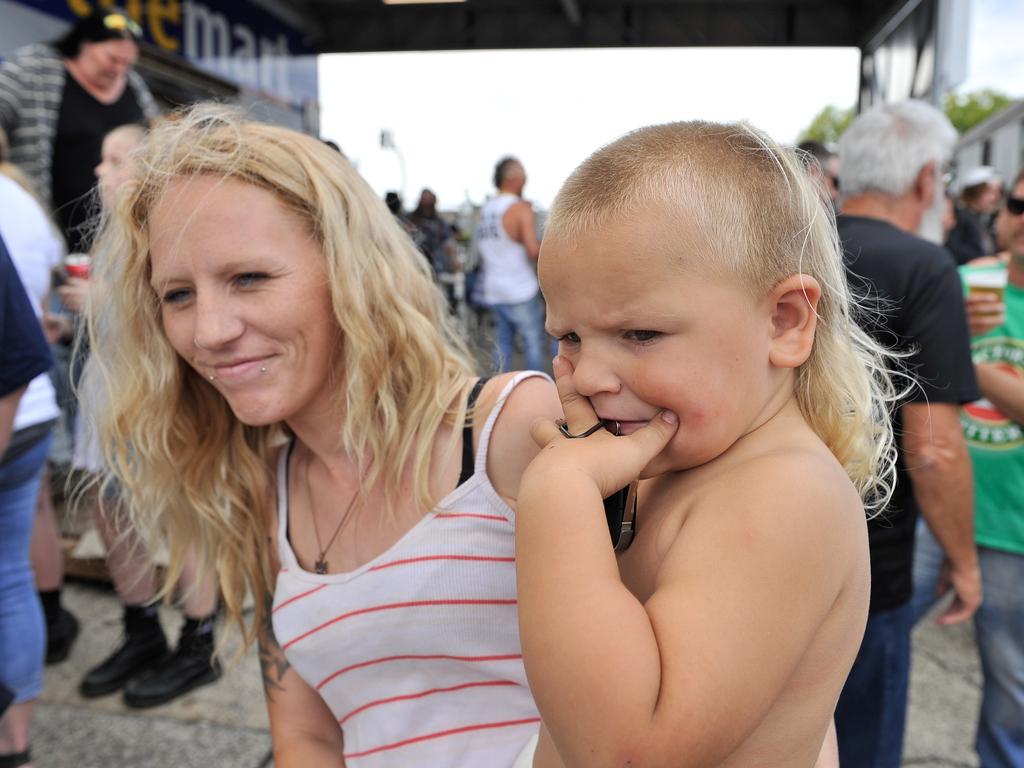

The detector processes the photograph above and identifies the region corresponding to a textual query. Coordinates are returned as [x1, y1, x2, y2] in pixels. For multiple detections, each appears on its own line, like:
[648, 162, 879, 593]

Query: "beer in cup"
[963, 266, 1007, 302]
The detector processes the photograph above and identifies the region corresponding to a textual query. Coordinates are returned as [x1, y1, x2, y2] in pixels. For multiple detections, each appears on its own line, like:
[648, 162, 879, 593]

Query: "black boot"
[0, 749, 31, 768]
[123, 614, 222, 709]
[41, 589, 80, 664]
[80, 604, 168, 698]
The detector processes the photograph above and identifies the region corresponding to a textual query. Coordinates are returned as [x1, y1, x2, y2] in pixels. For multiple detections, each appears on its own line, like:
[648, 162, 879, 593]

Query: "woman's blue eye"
[557, 332, 581, 344]
[162, 289, 191, 304]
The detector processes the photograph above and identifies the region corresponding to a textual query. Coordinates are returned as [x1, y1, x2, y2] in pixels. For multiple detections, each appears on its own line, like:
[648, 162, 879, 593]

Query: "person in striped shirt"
[81, 104, 561, 766]
[516, 121, 898, 767]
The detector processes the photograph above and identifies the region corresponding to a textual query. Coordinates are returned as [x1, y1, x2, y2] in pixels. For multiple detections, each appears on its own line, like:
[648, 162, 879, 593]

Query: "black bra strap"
[457, 376, 491, 487]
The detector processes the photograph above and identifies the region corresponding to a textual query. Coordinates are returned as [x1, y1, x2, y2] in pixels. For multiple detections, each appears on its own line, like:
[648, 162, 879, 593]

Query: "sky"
[319, 0, 1023, 211]
[957, 0, 1022, 95]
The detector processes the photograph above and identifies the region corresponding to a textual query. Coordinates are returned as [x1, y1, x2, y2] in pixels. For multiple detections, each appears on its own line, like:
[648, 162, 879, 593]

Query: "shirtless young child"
[515, 121, 897, 767]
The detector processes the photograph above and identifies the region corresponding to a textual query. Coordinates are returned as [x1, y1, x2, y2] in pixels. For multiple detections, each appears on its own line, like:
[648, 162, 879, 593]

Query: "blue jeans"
[491, 295, 547, 373]
[909, 519, 944, 627]
[912, 521, 1024, 768]
[835, 600, 913, 768]
[0, 432, 51, 703]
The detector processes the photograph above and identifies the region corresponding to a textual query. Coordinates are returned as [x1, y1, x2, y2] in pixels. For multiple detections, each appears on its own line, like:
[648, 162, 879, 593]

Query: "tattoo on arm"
[258, 591, 290, 703]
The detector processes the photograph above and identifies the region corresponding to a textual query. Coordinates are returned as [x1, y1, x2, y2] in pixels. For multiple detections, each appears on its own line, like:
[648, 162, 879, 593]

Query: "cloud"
[959, 0, 1024, 95]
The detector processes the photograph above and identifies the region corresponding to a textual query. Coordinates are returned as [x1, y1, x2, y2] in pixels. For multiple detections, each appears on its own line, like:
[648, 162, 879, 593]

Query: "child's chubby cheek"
[681, 405, 708, 426]
[663, 403, 708, 435]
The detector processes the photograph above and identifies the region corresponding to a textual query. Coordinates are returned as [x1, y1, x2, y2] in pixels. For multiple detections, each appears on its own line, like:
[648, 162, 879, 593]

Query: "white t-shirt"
[475, 193, 539, 305]
[0, 174, 63, 431]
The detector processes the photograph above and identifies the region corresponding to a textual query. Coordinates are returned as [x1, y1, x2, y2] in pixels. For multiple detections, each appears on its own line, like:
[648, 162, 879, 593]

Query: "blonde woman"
[85, 105, 559, 766]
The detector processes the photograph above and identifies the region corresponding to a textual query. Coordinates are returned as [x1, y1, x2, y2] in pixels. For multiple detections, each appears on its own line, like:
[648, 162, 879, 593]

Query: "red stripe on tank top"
[317, 653, 524, 691]
[342, 717, 542, 760]
[272, 584, 327, 613]
[281, 599, 518, 650]
[433, 512, 510, 523]
[338, 679, 521, 725]
[368, 554, 515, 572]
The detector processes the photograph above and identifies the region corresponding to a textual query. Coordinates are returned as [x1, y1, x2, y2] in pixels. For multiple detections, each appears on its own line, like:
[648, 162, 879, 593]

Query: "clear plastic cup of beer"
[963, 266, 1007, 301]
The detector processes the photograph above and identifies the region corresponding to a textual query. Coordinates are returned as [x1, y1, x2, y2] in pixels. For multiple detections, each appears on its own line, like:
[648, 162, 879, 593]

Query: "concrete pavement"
[36, 580, 271, 768]
[905, 608, 982, 768]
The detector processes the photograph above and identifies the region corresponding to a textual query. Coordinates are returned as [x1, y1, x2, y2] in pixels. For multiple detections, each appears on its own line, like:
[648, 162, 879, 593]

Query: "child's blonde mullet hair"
[85, 104, 476, 653]
[544, 121, 899, 510]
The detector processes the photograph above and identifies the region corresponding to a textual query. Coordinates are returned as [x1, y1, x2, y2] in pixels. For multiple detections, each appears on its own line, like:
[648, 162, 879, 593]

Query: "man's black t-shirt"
[839, 215, 980, 613]
[51, 73, 143, 253]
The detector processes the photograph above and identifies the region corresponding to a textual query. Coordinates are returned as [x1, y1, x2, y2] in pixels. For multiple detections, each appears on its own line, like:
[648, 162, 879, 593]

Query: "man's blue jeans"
[835, 600, 914, 768]
[491, 295, 546, 373]
[912, 521, 1024, 768]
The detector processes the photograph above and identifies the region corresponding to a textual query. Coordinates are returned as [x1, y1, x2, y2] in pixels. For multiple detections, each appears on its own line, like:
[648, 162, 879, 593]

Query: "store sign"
[27, 0, 317, 105]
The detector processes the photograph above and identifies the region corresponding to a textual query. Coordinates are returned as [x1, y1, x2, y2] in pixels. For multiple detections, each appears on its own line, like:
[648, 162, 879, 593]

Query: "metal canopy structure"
[293, 0, 898, 53]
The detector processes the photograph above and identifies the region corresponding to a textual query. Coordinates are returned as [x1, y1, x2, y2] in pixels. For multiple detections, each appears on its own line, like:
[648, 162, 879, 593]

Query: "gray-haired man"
[834, 99, 982, 768]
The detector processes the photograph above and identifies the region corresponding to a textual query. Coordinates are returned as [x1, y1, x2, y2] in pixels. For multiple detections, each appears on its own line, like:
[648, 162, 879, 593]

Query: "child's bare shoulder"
[654, 444, 866, 592]
[700, 442, 860, 526]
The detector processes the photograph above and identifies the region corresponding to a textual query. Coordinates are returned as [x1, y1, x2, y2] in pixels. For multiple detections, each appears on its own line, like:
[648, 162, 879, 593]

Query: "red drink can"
[65, 255, 91, 279]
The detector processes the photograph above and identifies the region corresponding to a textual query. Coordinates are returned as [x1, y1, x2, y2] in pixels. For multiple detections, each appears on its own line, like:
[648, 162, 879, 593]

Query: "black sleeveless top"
[51, 73, 144, 253]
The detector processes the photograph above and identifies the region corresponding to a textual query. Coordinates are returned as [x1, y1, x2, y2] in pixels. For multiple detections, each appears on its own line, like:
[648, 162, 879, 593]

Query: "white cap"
[958, 165, 1000, 192]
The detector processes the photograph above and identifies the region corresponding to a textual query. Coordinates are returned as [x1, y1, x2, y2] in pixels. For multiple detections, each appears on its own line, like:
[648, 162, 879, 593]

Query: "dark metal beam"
[560, 0, 583, 26]
[315, 1, 870, 52]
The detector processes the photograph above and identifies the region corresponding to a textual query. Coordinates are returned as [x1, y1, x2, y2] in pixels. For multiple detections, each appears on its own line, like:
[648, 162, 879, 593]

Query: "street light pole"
[380, 129, 407, 205]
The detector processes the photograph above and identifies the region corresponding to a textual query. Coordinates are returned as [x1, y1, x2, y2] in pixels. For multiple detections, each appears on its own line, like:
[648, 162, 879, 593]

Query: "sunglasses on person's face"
[103, 13, 144, 38]
[1006, 195, 1024, 216]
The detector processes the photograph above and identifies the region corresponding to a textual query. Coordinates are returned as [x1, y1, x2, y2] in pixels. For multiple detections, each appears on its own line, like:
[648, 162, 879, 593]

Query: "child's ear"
[768, 274, 821, 369]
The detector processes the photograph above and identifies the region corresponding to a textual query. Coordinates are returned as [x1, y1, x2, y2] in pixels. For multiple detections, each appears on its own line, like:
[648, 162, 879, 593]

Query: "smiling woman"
[149, 175, 339, 426]
[84, 104, 560, 767]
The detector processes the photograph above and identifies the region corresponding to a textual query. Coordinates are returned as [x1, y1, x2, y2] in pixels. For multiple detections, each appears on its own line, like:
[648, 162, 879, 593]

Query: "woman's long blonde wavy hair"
[85, 104, 476, 652]
[544, 121, 901, 511]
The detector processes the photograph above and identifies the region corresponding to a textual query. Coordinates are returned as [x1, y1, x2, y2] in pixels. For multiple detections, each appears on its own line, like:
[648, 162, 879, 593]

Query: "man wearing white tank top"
[476, 157, 547, 372]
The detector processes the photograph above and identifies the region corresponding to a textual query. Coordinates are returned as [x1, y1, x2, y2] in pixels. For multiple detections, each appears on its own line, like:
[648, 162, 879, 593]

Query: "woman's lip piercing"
[260, 366, 267, 373]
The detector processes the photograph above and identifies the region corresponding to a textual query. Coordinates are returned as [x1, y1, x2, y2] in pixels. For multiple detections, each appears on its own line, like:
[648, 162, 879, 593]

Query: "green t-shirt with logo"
[959, 264, 1024, 555]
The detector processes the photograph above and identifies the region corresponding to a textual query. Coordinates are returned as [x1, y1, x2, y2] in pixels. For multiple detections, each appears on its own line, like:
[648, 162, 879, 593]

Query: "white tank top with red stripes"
[272, 372, 544, 767]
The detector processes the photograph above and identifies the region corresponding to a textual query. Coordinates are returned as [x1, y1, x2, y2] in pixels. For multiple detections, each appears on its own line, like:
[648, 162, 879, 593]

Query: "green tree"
[798, 105, 855, 146]
[944, 89, 1013, 134]
[799, 90, 1015, 145]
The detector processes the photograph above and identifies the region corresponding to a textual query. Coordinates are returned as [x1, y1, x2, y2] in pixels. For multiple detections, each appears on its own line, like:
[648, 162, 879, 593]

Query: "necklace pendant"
[314, 558, 328, 575]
